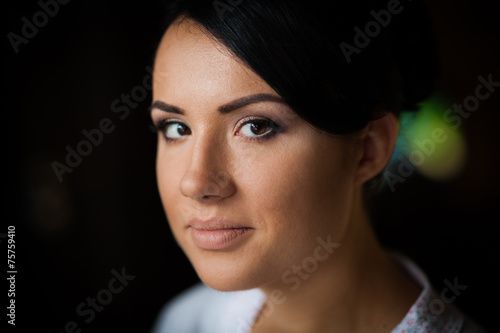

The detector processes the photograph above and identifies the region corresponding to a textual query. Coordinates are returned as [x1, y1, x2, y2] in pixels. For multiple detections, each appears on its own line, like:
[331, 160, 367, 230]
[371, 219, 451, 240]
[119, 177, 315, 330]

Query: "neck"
[252, 191, 421, 333]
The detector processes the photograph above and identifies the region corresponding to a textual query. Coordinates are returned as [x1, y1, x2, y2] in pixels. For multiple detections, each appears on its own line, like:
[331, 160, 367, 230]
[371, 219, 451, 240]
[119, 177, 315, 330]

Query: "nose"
[179, 136, 236, 202]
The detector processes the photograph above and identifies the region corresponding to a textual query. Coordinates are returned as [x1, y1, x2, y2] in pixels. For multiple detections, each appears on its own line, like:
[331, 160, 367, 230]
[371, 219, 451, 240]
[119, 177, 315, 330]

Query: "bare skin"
[151, 18, 421, 333]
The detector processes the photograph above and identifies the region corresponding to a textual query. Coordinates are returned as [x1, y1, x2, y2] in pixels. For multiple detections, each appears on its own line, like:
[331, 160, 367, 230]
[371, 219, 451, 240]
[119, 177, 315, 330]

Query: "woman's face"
[152, 19, 364, 291]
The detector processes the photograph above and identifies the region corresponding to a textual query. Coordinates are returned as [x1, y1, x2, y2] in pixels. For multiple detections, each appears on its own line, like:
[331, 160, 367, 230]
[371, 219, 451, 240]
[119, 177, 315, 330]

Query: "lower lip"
[190, 227, 253, 250]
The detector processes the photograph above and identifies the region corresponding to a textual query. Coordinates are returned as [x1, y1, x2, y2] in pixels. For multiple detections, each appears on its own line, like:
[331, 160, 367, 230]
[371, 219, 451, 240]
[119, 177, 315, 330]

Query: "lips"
[188, 218, 254, 250]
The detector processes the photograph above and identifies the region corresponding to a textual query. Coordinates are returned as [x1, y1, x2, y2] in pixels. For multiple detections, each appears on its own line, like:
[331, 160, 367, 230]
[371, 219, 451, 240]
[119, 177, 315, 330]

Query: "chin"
[200, 276, 257, 292]
[190, 254, 268, 292]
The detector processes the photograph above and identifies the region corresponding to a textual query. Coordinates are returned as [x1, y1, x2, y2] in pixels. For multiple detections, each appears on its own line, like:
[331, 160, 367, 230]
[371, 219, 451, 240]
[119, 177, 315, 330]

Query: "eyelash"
[152, 116, 283, 143]
[153, 118, 188, 143]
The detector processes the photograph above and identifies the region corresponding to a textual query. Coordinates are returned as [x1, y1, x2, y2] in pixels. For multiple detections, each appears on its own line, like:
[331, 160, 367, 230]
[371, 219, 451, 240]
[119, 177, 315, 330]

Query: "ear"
[354, 112, 399, 187]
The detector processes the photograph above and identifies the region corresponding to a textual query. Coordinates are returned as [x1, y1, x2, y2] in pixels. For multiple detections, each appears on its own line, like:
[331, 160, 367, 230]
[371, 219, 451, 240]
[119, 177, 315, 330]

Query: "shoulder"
[150, 283, 265, 333]
[389, 253, 490, 333]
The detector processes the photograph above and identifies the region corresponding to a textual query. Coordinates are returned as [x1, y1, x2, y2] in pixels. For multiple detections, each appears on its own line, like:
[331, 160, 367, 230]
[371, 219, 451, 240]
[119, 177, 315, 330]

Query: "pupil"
[178, 125, 190, 135]
[251, 122, 267, 135]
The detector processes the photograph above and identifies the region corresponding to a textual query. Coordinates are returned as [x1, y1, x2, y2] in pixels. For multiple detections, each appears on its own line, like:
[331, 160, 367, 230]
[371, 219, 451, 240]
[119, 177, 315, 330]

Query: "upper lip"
[188, 217, 251, 230]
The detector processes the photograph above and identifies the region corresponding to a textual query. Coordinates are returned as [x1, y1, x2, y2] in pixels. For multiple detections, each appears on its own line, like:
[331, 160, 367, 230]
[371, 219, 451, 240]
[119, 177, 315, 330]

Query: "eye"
[237, 118, 281, 139]
[156, 120, 191, 141]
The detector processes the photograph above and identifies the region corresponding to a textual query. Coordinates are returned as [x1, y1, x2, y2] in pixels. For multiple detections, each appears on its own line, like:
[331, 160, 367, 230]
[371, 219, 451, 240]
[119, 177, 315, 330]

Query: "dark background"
[5, 0, 499, 332]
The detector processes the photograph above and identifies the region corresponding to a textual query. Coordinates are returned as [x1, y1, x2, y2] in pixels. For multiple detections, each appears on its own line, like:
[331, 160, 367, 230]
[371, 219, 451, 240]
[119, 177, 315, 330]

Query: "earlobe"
[354, 112, 399, 187]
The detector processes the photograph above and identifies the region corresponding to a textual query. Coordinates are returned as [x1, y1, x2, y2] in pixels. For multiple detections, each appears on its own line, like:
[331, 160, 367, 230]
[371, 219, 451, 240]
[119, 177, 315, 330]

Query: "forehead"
[153, 18, 275, 105]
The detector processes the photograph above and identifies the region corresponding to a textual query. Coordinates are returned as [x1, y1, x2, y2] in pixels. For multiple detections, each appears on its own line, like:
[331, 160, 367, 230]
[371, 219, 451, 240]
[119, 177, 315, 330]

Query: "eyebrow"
[149, 93, 286, 115]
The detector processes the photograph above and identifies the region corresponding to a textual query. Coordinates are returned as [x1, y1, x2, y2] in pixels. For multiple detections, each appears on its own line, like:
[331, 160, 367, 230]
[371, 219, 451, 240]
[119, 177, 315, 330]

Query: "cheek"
[156, 145, 184, 228]
[233, 135, 356, 250]
[156, 144, 173, 202]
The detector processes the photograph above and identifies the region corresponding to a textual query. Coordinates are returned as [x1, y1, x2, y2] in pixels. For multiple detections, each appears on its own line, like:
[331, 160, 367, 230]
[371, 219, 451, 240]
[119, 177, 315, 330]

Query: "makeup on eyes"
[235, 116, 285, 140]
[151, 114, 285, 143]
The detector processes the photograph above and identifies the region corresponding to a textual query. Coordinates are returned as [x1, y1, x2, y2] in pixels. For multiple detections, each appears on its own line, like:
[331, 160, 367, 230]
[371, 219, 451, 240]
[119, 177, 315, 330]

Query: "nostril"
[201, 194, 219, 201]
